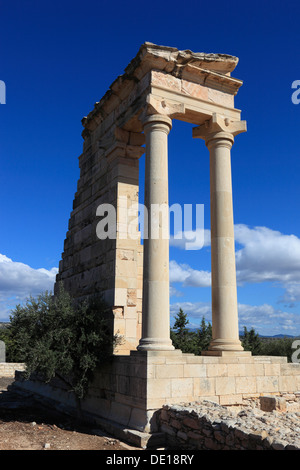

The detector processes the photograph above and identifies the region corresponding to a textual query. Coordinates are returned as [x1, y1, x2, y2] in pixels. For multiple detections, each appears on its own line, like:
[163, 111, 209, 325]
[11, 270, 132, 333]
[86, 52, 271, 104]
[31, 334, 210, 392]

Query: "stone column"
[193, 114, 247, 355]
[138, 114, 174, 351]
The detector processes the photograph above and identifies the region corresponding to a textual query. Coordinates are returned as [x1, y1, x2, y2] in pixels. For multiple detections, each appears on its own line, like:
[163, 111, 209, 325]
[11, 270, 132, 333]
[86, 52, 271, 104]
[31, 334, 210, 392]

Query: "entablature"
[81, 42, 244, 144]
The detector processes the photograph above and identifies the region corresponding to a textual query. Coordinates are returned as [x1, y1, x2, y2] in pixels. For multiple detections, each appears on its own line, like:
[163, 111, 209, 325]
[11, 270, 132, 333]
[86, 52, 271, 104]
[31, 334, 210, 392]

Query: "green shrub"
[7, 283, 119, 401]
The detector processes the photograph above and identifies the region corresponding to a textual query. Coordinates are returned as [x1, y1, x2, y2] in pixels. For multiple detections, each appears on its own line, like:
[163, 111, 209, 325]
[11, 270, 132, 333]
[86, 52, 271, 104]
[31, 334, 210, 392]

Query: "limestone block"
[116, 374, 131, 395]
[219, 394, 243, 406]
[114, 359, 131, 377]
[280, 363, 300, 376]
[123, 306, 138, 319]
[129, 132, 145, 146]
[114, 288, 127, 306]
[147, 378, 171, 398]
[125, 318, 138, 338]
[207, 364, 228, 377]
[235, 376, 257, 394]
[194, 377, 215, 396]
[113, 318, 126, 336]
[114, 391, 145, 409]
[117, 249, 135, 261]
[112, 307, 124, 319]
[151, 70, 181, 93]
[186, 355, 217, 364]
[115, 260, 137, 278]
[129, 408, 154, 433]
[215, 377, 235, 395]
[246, 363, 264, 376]
[165, 355, 189, 364]
[171, 378, 193, 398]
[144, 355, 166, 365]
[127, 289, 137, 306]
[110, 401, 132, 426]
[132, 363, 155, 379]
[256, 376, 279, 394]
[115, 272, 138, 289]
[137, 250, 143, 267]
[112, 164, 139, 181]
[264, 363, 281, 376]
[73, 225, 92, 246]
[155, 364, 184, 379]
[114, 277, 129, 289]
[259, 396, 287, 412]
[279, 375, 298, 393]
[183, 364, 207, 378]
[269, 356, 287, 363]
[227, 363, 246, 377]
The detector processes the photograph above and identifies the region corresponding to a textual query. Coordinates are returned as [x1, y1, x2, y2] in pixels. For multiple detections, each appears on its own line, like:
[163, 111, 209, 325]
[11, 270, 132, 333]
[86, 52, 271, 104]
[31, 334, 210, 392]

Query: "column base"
[137, 337, 175, 352]
[201, 338, 250, 357]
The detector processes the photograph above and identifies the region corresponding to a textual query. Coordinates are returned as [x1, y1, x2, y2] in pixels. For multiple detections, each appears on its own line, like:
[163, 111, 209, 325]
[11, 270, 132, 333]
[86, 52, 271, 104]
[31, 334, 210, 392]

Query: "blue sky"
[1, 0, 300, 336]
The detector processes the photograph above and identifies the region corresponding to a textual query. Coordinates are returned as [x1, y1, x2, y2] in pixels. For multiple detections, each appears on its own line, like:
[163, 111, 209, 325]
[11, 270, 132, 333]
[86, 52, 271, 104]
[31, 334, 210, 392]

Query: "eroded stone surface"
[160, 397, 300, 450]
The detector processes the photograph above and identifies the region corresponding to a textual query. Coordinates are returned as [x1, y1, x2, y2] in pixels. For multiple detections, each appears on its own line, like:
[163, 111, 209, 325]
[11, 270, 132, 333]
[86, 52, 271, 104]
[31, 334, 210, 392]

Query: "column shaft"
[138, 115, 174, 351]
[207, 133, 243, 352]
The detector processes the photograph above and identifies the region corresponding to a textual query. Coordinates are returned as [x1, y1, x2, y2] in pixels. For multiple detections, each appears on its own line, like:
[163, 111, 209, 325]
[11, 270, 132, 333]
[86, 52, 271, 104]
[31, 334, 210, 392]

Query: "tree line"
[170, 307, 298, 362]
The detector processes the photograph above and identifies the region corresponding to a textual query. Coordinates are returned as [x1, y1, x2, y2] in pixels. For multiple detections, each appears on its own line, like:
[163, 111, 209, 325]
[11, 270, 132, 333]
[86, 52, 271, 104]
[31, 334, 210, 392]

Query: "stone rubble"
[160, 394, 300, 450]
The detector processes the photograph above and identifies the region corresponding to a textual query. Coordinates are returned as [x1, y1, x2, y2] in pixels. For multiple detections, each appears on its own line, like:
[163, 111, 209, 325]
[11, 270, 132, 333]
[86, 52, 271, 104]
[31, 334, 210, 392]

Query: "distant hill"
[240, 331, 296, 339]
[268, 334, 295, 338]
[186, 327, 297, 339]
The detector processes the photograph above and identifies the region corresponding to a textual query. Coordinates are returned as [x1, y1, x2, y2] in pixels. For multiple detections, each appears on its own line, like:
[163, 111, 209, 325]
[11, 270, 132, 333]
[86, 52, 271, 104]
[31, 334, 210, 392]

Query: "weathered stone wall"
[54, 134, 144, 353]
[159, 400, 300, 450]
[13, 360, 300, 449]
[13, 351, 300, 437]
[0, 363, 25, 378]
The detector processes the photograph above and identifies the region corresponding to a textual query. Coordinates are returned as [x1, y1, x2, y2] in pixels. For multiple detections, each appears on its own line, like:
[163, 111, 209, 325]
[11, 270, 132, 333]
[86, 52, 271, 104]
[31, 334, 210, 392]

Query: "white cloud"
[169, 224, 300, 335]
[234, 224, 300, 304]
[238, 302, 300, 335]
[0, 254, 58, 320]
[235, 224, 300, 284]
[169, 260, 211, 288]
[170, 224, 300, 305]
[170, 300, 300, 336]
[170, 228, 211, 251]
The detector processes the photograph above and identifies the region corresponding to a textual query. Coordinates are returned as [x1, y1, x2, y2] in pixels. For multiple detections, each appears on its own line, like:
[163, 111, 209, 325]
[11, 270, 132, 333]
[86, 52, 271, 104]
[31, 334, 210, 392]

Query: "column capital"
[192, 113, 247, 147]
[139, 93, 184, 128]
[142, 114, 172, 133]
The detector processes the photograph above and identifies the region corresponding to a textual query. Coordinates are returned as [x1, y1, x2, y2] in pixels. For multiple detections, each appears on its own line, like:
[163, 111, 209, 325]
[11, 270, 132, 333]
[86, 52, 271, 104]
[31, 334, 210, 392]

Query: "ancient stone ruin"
[16, 43, 300, 445]
[54, 42, 247, 356]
